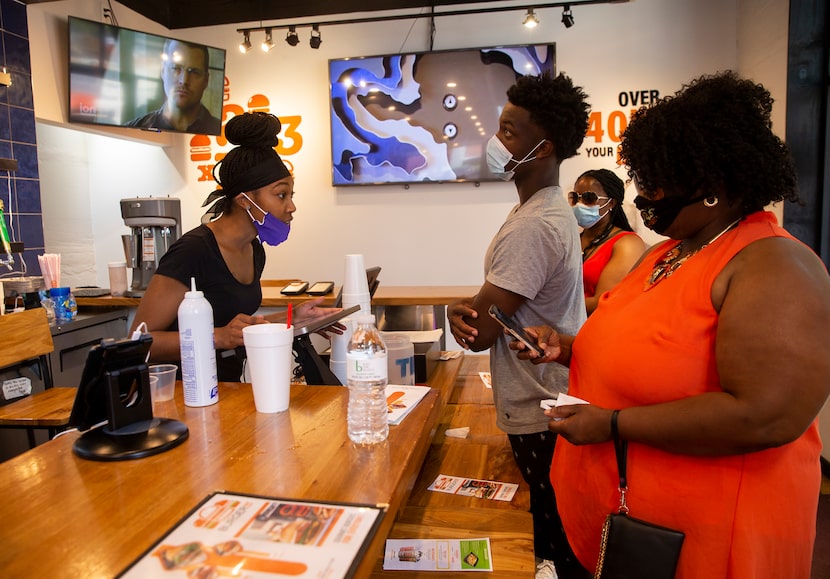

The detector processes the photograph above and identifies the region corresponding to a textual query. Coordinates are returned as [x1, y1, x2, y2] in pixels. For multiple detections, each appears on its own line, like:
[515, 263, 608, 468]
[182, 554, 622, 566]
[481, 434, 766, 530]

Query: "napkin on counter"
[445, 427, 470, 439]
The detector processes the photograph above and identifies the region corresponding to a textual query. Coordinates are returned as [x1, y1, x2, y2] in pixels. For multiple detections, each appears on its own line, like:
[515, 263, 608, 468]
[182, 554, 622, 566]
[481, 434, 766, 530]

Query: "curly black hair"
[619, 71, 799, 213]
[507, 71, 590, 161]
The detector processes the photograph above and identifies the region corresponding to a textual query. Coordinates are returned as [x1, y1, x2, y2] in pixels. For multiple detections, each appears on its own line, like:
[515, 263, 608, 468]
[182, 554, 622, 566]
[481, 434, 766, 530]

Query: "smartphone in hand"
[488, 304, 545, 357]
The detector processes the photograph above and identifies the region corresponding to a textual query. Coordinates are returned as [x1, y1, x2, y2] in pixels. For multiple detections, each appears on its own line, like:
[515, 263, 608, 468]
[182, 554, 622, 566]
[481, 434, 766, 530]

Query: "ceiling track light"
[309, 24, 322, 49]
[239, 30, 252, 53]
[522, 9, 539, 29]
[285, 25, 299, 47]
[238, 0, 616, 50]
[261, 28, 274, 52]
[561, 5, 575, 28]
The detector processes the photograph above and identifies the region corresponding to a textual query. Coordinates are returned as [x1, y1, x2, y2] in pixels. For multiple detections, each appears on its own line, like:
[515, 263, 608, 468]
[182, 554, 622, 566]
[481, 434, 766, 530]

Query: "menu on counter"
[383, 537, 493, 572]
[386, 385, 431, 425]
[119, 492, 385, 578]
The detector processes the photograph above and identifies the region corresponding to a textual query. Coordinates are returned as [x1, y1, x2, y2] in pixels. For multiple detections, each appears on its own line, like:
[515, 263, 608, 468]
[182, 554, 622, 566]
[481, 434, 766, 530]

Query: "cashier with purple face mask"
[130, 112, 339, 382]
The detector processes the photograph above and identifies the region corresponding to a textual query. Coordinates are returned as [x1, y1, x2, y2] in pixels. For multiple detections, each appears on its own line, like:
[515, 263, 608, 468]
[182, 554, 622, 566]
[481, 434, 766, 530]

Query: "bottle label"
[178, 301, 218, 407]
[346, 353, 387, 381]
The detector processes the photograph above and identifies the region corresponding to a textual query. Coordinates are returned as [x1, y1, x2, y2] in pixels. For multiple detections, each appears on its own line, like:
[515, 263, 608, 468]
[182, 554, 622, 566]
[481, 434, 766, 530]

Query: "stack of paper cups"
[329, 317, 354, 385]
[342, 254, 371, 314]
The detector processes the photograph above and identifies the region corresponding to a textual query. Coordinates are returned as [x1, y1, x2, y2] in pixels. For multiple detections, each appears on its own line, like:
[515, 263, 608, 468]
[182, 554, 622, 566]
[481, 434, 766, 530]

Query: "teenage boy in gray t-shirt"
[448, 72, 589, 579]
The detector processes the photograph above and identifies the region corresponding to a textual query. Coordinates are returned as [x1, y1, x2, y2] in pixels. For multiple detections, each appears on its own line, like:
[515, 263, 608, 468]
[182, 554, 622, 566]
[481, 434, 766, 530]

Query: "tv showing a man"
[126, 39, 222, 135]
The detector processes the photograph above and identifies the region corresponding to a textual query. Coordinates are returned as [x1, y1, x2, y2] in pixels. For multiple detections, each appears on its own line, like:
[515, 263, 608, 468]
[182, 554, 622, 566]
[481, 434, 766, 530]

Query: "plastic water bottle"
[346, 313, 388, 444]
[178, 277, 218, 407]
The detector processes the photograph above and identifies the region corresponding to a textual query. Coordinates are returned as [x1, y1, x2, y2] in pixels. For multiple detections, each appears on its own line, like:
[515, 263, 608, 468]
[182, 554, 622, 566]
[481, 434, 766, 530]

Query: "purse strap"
[610, 409, 630, 514]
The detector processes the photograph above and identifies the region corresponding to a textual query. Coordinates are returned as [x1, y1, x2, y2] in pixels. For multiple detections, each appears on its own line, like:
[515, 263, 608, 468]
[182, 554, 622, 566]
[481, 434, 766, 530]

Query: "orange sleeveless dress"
[551, 212, 821, 578]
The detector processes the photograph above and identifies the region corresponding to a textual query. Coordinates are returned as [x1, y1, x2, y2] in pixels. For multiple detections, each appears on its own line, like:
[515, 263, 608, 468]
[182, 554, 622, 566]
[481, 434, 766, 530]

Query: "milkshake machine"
[120, 197, 181, 297]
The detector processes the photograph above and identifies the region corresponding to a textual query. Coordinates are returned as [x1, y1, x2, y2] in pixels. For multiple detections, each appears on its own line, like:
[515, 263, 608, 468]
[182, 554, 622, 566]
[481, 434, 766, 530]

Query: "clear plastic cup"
[149, 364, 177, 402]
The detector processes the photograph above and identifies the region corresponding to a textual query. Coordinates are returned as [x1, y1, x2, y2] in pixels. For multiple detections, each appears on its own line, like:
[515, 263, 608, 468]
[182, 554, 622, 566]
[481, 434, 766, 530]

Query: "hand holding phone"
[488, 304, 545, 357]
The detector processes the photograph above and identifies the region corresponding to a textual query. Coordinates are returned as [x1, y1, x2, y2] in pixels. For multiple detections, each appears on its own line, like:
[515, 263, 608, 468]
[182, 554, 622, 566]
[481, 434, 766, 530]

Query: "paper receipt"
[540, 392, 589, 410]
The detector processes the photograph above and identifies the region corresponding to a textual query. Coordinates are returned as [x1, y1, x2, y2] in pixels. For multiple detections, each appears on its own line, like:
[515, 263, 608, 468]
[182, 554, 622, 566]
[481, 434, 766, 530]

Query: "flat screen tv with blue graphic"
[68, 16, 226, 136]
[328, 44, 555, 186]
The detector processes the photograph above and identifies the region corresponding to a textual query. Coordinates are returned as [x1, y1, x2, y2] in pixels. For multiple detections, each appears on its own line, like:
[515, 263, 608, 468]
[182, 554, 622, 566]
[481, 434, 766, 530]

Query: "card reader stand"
[73, 365, 189, 461]
[292, 334, 343, 385]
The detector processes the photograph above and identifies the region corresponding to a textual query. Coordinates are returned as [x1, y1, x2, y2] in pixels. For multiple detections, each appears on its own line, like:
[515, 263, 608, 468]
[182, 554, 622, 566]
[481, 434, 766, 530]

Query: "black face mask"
[634, 192, 707, 235]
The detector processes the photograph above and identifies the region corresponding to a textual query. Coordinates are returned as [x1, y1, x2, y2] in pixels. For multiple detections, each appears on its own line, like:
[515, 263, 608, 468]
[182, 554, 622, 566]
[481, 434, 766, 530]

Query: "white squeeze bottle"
[179, 277, 218, 407]
[346, 313, 388, 444]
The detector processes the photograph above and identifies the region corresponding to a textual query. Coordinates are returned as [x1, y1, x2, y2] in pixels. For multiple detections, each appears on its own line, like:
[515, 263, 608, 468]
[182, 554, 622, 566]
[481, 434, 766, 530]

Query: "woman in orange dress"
[569, 169, 645, 315]
[512, 72, 830, 577]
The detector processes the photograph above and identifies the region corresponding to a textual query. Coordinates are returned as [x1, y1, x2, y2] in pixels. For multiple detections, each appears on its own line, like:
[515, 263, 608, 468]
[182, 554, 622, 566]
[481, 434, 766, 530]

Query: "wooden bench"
[0, 309, 74, 455]
[0, 387, 76, 438]
[371, 354, 534, 576]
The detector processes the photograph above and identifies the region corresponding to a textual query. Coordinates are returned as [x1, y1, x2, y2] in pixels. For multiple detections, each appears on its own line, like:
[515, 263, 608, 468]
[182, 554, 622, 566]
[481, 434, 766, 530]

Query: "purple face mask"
[242, 193, 291, 246]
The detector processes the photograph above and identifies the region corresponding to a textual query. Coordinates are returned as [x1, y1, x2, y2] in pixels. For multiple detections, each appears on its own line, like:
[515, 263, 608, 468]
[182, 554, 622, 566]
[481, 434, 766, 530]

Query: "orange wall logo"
[583, 88, 661, 164]
[189, 78, 302, 182]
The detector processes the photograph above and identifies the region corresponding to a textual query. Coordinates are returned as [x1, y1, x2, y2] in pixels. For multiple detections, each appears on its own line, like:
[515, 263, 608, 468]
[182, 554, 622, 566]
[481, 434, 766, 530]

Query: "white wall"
[736, 0, 790, 225]
[27, 0, 778, 289]
[36, 122, 189, 285]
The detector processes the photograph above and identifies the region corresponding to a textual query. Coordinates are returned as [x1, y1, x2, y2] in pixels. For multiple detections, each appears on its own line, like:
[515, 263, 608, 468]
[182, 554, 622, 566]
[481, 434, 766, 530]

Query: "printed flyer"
[428, 474, 518, 502]
[119, 492, 385, 578]
[383, 538, 493, 571]
[385, 385, 431, 425]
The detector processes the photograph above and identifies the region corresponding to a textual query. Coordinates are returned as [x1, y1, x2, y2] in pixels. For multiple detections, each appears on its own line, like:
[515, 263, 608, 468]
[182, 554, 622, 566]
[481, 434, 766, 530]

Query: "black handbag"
[594, 410, 685, 579]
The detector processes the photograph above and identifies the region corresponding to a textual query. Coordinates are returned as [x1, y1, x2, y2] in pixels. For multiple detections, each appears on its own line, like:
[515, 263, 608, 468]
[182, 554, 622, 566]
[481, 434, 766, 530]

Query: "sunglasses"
[568, 191, 609, 206]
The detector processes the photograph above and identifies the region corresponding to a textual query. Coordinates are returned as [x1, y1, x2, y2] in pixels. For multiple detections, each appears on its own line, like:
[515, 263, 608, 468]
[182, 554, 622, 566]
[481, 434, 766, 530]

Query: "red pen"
[286, 303, 292, 329]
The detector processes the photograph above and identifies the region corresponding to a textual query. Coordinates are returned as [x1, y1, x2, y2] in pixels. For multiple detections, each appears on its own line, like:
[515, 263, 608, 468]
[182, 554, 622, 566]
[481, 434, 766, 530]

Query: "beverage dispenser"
[120, 197, 181, 297]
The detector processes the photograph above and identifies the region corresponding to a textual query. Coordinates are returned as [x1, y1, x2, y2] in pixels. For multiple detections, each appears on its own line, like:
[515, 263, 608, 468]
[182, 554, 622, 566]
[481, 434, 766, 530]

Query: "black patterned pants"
[508, 431, 589, 579]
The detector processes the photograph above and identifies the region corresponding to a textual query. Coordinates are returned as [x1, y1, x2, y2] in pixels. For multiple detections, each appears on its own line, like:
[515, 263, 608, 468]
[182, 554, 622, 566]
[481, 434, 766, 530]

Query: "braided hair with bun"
[203, 112, 291, 218]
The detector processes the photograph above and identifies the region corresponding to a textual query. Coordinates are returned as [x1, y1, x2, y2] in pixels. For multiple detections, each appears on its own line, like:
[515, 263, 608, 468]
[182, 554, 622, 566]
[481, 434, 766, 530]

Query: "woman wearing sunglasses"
[569, 169, 645, 314]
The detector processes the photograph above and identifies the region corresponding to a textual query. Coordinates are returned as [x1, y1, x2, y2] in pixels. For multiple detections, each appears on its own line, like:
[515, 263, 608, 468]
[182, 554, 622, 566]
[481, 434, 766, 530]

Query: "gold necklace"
[645, 218, 742, 289]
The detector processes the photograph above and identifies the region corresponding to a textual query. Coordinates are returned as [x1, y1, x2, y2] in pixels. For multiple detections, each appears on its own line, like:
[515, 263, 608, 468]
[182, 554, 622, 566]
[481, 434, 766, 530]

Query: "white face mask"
[485, 136, 546, 181]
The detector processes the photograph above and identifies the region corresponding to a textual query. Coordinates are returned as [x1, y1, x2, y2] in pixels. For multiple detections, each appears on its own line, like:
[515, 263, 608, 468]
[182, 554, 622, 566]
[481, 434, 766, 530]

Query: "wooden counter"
[0, 357, 463, 579]
[371, 354, 535, 577]
[371, 286, 478, 306]
[75, 285, 480, 309]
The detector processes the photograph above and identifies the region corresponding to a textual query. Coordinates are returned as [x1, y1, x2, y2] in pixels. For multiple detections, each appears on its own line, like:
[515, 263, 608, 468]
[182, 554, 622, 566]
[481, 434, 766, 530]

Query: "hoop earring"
[704, 196, 719, 207]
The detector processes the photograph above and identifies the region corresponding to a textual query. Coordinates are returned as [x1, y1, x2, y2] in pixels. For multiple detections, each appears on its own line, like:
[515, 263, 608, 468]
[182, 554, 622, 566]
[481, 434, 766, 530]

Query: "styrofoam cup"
[329, 317, 354, 362]
[149, 364, 177, 402]
[343, 254, 370, 296]
[330, 360, 348, 385]
[243, 323, 293, 413]
[341, 291, 371, 314]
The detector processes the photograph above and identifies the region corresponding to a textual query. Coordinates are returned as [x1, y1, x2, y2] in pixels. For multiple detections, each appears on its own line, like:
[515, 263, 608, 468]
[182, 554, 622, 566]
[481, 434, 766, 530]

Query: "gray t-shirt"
[485, 186, 586, 435]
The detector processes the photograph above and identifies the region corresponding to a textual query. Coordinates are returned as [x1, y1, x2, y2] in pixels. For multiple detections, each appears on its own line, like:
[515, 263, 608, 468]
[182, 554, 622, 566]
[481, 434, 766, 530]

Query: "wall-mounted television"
[328, 44, 555, 186]
[68, 16, 226, 136]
